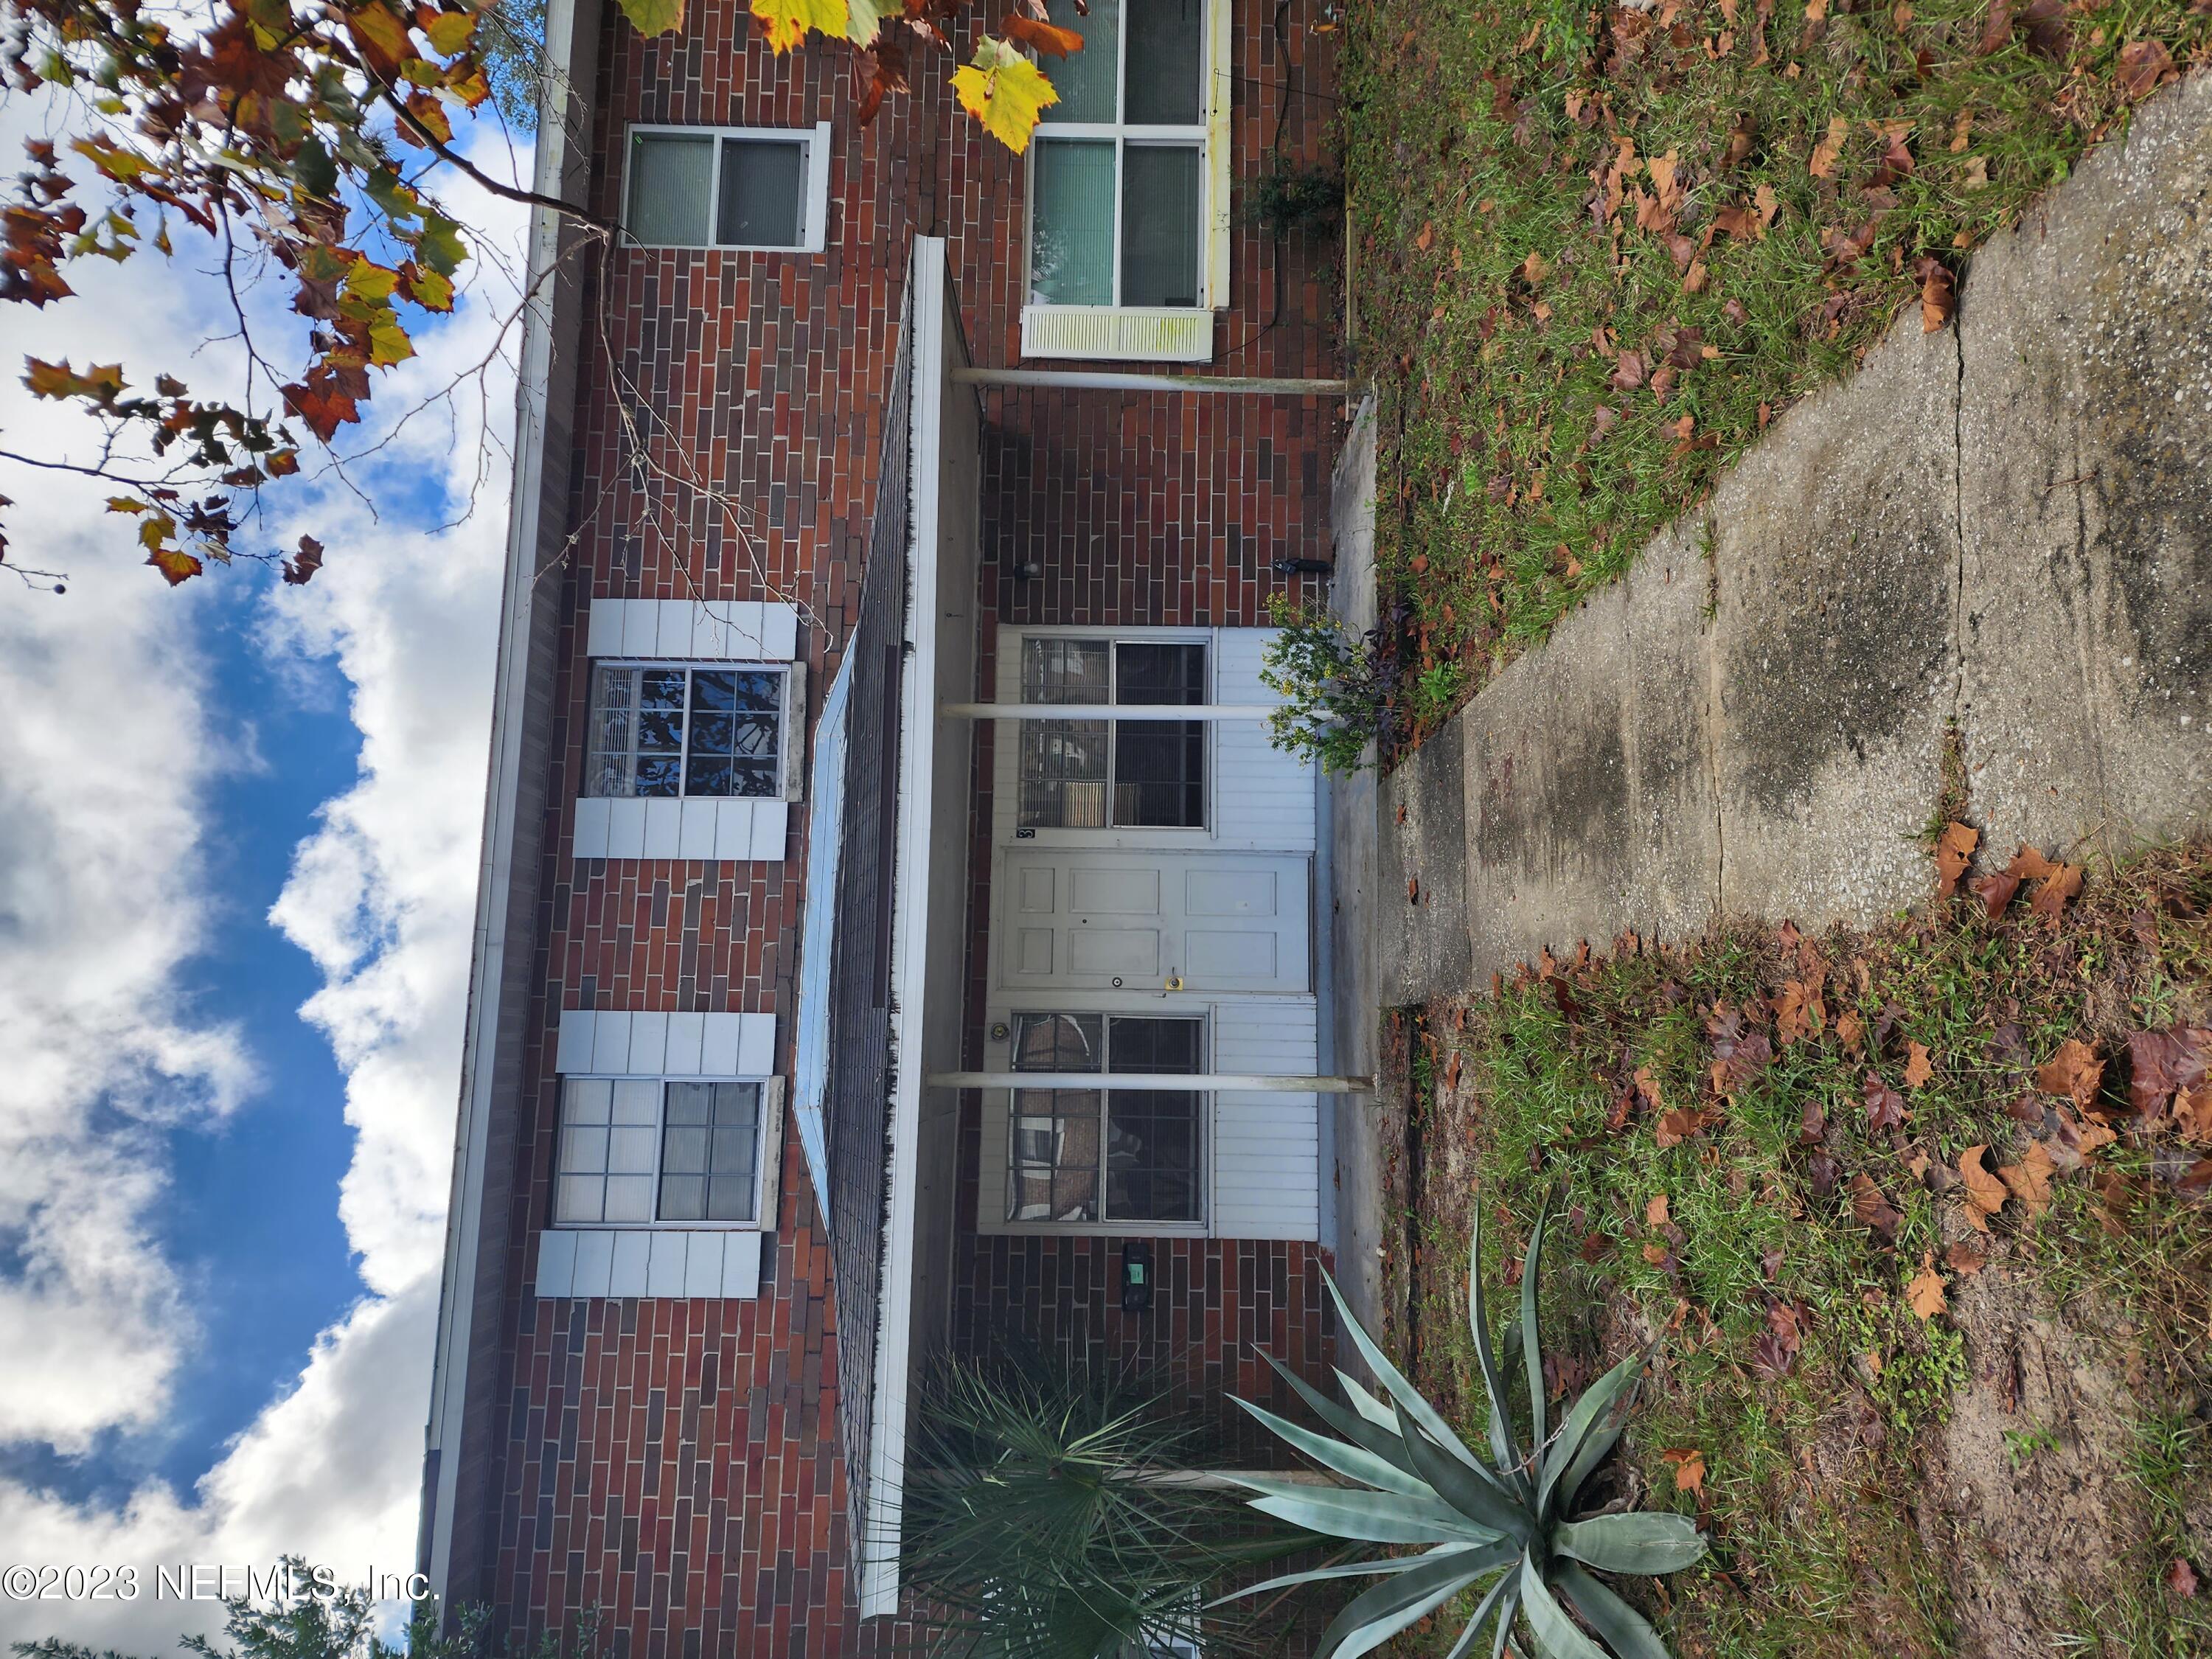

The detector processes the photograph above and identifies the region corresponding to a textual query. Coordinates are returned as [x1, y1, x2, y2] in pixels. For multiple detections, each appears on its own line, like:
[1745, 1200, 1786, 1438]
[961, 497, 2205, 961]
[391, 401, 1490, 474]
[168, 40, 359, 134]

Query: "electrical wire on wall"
[1217, 0, 1303, 364]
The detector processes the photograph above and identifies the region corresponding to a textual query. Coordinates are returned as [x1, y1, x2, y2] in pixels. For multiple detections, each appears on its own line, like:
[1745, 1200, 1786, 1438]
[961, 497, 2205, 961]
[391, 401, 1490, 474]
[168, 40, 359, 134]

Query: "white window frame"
[1007, 628, 1216, 840]
[551, 1074, 785, 1232]
[583, 657, 806, 804]
[1020, 0, 1231, 342]
[622, 122, 832, 254]
[1001, 1009, 1211, 1234]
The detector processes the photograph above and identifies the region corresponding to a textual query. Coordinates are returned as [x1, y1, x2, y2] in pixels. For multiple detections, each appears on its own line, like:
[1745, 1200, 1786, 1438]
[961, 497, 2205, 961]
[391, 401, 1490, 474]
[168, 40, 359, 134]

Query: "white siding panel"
[1212, 632, 1311, 852]
[713, 801, 751, 861]
[570, 1231, 614, 1298]
[627, 1012, 669, 1075]
[607, 799, 647, 859]
[683, 1231, 727, 1296]
[735, 1013, 775, 1077]
[1211, 996, 1320, 1241]
[699, 1014, 742, 1076]
[556, 1009, 596, 1074]
[594, 1012, 632, 1074]
[572, 796, 612, 859]
[608, 1231, 651, 1296]
[619, 600, 658, 656]
[664, 1011, 706, 1077]
[723, 1230, 763, 1296]
[642, 798, 682, 860]
[585, 599, 622, 658]
[646, 1231, 688, 1296]
[760, 605, 799, 661]
[678, 799, 717, 860]
[752, 799, 788, 859]
[533, 1230, 577, 1298]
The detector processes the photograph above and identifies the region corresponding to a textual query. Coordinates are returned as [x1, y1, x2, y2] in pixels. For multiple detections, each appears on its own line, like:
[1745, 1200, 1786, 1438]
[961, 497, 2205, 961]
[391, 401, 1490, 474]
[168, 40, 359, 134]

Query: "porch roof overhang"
[790, 234, 979, 1621]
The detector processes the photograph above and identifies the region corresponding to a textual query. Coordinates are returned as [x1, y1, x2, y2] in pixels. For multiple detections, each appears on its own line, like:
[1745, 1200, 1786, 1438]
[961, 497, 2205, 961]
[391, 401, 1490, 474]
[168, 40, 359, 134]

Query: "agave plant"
[1220, 1204, 1706, 1659]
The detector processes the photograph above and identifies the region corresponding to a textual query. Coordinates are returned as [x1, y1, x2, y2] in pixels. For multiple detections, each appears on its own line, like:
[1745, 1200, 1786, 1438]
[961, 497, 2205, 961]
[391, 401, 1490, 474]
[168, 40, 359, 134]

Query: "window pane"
[1113, 720, 1206, 827]
[612, 1079, 660, 1124]
[658, 1174, 706, 1222]
[608, 1127, 658, 1174]
[1124, 0, 1203, 124]
[1105, 1089, 1201, 1222]
[1121, 145, 1202, 307]
[664, 1081, 712, 1124]
[661, 1126, 709, 1174]
[1023, 639, 1110, 703]
[603, 1175, 654, 1222]
[563, 1078, 613, 1125]
[717, 137, 805, 248]
[560, 1125, 609, 1175]
[1115, 642, 1205, 705]
[1007, 1087, 1101, 1222]
[1106, 1015, 1203, 1074]
[585, 667, 638, 799]
[1014, 1012, 1103, 1072]
[1019, 720, 1110, 828]
[554, 1175, 604, 1224]
[1040, 0, 1119, 122]
[1031, 139, 1116, 306]
[627, 133, 714, 246]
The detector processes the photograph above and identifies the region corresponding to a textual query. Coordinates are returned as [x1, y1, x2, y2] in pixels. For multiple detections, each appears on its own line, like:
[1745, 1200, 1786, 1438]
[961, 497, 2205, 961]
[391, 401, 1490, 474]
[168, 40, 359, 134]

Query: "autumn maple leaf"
[750, 0, 846, 52]
[953, 36, 1060, 153]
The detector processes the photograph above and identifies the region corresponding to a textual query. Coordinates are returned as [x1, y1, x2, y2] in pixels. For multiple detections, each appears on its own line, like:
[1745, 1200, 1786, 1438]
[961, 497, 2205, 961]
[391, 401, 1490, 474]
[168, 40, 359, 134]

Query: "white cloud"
[0, 97, 529, 1646]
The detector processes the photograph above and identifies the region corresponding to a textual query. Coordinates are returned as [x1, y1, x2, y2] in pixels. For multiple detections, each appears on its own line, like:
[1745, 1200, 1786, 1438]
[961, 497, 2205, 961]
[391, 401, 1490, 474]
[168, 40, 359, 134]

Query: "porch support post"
[950, 367, 1347, 396]
[939, 703, 1279, 720]
[926, 1071, 1377, 1094]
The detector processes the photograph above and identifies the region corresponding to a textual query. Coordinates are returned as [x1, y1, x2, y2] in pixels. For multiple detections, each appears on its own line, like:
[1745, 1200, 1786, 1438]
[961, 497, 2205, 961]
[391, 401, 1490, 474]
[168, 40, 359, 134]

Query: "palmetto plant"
[904, 1352, 1297, 1659]
[1220, 1205, 1707, 1659]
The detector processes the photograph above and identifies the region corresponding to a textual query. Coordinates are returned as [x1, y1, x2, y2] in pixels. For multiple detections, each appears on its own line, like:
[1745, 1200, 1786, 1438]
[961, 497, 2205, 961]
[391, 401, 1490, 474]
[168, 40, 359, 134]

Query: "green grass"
[1386, 844, 2212, 1654]
[1342, 0, 2212, 740]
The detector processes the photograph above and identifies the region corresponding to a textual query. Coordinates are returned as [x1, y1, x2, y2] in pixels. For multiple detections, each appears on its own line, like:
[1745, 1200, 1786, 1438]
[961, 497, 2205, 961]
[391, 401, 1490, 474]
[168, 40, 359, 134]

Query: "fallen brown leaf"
[1775, 978, 1826, 1045]
[2167, 1557, 2200, 1599]
[1851, 1172, 1903, 1240]
[2029, 860, 2083, 922]
[1809, 113, 1850, 178]
[1865, 1072, 1907, 1133]
[2116, 38, 2174, 97]
[1837, 1009, 1865, 1051]
[2037, 1038, 2104, 1113]
[1946, 1240, 1987, 1276]
[1959, 1144, 2008, 1231]
[1656, 1107, 1711, 1148]
[1971, 866, 2022, 917]
[1916, 255, 1955, 333]
[1905, 1041, 1934, 1089]
[1907, 1251, 1947, 1320]
[1935, 821, 1978, 898]
[1997, 1141, 2056, 1219]
[2125, 1025, 2208, 1119]
[1646, 1193, 1672, 1228]
[1663, 1447, 1707, 1497]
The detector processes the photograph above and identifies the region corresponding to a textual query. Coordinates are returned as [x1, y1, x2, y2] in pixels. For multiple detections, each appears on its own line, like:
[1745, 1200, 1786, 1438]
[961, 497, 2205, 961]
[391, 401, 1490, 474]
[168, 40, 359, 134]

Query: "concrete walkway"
[1361, 72, 2212, 1005]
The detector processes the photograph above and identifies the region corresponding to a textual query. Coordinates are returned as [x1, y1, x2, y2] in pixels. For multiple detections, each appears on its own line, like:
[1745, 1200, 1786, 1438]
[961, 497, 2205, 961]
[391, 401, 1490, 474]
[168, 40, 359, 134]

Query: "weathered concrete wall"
[1385, 72, 2212, 1000]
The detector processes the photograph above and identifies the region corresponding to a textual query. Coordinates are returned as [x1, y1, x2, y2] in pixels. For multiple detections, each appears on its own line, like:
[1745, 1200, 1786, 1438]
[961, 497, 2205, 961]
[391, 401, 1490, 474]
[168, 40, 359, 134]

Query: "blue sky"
[0, 99, 528, 1647]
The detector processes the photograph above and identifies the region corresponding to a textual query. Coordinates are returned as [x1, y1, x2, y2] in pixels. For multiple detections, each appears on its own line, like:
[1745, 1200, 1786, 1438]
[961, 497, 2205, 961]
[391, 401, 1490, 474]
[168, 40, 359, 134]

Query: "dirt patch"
[1921, 1270, 2160, 1656]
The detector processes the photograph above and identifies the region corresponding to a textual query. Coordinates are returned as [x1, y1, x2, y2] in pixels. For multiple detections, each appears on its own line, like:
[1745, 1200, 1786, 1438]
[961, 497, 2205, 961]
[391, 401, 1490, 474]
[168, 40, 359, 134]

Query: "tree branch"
[367, 80, 615, 234]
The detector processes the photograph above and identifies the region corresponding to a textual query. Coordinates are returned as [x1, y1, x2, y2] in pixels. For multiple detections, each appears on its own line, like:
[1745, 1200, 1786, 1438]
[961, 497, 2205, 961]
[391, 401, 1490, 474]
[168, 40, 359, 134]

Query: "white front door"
[999, 850, 1310, 995]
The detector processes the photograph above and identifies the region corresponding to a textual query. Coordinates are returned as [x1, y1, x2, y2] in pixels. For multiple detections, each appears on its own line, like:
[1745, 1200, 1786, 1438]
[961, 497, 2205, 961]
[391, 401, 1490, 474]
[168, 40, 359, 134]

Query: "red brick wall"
[456, 0, 1347, 1641]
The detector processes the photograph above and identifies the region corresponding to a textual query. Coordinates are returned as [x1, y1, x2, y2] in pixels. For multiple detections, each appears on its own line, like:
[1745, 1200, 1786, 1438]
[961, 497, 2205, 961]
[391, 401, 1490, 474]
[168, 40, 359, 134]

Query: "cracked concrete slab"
[1956, 72, 2212, 861]
[1461, 515, 1719, 980]
[1377, 74, 2212, 1002]
[1709, 314, 1961, 927]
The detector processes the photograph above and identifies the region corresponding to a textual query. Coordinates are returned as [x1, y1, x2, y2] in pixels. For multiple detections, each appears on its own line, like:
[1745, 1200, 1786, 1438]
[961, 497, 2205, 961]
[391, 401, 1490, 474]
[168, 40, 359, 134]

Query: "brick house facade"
[417, 0, 1348, 1647]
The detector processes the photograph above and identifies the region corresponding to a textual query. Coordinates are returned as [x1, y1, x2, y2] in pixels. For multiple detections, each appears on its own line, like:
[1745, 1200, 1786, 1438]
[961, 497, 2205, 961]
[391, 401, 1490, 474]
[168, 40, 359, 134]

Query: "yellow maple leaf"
[751, 0, 846, 54]
[953, 36, 1059, 153]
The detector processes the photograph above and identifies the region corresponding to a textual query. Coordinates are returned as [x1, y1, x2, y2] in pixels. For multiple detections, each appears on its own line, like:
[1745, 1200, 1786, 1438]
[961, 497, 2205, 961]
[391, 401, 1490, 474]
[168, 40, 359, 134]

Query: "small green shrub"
[1260, 596, 1394, 774]
[1242, 160, 1344, 238]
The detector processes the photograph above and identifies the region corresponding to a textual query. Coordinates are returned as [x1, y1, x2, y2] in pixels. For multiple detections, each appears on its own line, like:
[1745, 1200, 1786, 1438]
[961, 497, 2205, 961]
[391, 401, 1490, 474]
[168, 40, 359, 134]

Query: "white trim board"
[554, 1009, 775, 1077]
[571, 796, 789, 862]
[584, 597, 799, 661]
[533, 1227, 763, 1298]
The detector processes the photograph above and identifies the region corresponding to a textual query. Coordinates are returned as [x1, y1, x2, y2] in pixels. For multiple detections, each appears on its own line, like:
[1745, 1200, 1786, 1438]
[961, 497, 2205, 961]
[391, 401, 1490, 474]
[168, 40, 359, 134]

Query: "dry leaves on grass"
[2038, 1037, 2106, 1114]
[1662, 1447, 1707, 1498]
[1809, 112, 1851, 178]
[2125, 1025, 2208, 1121]
[1904, 1041, 1934, 1089]
[1865, 1071, 1907, 1132]
[1656, 1106, 1714, 1148]
[1935, 821, 1978, 898]
[1907, 1251, 1948, 1319]
[1752, 1301, 1806, 1377]
[1707, 1002, 1774, 1096]
[1851, 1172, 1903, 1241]
[1959, 1144, 2008, 1231]
[1775, 977, 1827, 1045]
[1916, 256, 1955, 332]
[1998, 1141, 2057, 1218]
